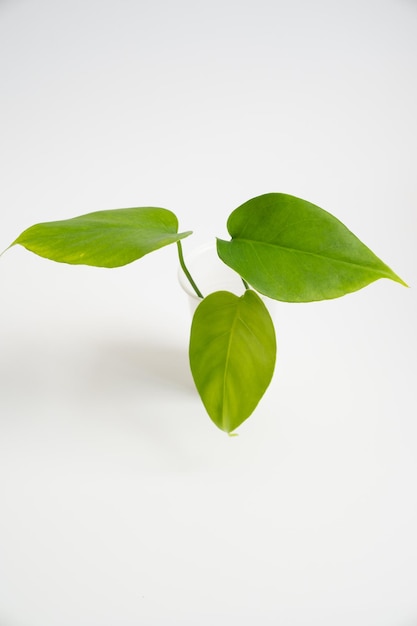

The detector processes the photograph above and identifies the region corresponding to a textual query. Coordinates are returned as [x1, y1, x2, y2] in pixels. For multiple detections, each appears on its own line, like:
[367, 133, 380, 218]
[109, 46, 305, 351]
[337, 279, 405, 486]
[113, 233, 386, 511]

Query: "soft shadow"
[91, 338, 194, 393]
[0, 333, 205, 464]
[80, 338, 205, 466]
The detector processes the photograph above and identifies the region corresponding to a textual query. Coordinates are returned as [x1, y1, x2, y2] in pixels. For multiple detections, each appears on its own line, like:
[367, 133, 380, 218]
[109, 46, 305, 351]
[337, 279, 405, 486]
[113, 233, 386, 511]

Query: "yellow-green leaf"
[189, 290, 276, 433]
[11, 207, 192, 267]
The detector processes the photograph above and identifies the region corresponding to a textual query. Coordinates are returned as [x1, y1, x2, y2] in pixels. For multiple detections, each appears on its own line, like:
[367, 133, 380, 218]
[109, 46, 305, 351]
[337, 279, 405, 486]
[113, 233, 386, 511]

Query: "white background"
[1, 1, 416, 624]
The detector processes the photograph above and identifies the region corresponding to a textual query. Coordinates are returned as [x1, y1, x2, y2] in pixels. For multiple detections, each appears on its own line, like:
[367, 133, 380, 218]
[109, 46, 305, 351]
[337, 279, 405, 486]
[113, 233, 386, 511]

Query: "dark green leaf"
[11, 207, 192, 267]
[217, 193, 407, 302]
[189, 290, 276, 433]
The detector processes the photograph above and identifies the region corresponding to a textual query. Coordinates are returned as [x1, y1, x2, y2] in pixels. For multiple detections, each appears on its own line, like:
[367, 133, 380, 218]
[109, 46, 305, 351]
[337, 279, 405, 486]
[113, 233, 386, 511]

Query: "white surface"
[1, 1, 416, 624]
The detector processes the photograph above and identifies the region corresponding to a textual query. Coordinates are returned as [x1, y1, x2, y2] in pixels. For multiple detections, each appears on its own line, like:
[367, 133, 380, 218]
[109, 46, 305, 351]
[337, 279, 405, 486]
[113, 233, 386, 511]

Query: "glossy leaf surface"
[189, 290, 276, 433]
[12, 207, 192, 267]
[217, 193, 406, 302]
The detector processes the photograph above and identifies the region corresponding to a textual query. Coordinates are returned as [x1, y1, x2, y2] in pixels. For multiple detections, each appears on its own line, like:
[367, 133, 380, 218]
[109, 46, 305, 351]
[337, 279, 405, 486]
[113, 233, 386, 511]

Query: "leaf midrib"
[231, 238, 392, 278]
[221, 301, 241, 432]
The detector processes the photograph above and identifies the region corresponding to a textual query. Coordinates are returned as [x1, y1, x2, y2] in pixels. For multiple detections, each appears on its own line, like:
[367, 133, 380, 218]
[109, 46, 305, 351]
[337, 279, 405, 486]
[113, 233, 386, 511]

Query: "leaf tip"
[0, 242, 15, 258]
[386, 268, 409, 289]
[179, 230, 193, 240]
[397, 276, 409, 288]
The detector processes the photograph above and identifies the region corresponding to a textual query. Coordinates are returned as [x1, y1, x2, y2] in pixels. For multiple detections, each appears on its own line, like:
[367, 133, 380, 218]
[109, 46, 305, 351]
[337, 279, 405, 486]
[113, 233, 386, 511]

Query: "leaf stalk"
[177, 240, 204, 299]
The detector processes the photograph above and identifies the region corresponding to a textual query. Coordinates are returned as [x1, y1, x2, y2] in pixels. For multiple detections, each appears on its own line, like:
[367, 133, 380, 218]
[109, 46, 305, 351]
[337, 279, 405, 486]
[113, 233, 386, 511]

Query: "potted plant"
[4, 193, 407, 434]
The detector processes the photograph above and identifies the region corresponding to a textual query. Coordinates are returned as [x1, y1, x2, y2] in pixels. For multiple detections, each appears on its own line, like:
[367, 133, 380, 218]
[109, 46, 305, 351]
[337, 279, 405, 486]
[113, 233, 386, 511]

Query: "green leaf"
[11, 207, 192, 267]
[189, 290, 276, 433]
[217, 193, 407, 302]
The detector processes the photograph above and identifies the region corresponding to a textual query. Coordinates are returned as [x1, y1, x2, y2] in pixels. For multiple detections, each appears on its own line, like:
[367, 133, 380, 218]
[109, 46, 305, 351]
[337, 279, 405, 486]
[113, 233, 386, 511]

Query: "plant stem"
[242, 278, 250, 290]
[177, 240, 204, 299]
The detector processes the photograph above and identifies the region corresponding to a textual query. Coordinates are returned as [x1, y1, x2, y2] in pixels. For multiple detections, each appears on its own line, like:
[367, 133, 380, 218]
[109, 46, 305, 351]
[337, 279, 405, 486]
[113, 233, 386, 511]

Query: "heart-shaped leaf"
[11, 207, 192, 267]
[217, 193, 407, 302]
[189, 290, 276, 433]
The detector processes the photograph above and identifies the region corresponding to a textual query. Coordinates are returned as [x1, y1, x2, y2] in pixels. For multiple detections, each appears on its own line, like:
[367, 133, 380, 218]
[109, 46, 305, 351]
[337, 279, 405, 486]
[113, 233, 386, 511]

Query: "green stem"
[241, 278, 250, 290]
[177, 240, 204, 299]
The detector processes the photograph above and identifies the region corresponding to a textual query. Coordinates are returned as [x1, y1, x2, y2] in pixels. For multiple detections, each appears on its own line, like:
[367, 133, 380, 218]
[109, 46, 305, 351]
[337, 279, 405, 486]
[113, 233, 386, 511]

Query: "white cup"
[177, 242, 246, 314]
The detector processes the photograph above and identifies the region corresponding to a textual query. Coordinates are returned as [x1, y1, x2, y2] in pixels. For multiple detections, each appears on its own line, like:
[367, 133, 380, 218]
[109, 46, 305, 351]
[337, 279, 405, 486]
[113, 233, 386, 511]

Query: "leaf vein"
[235, 239, 391, 277]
